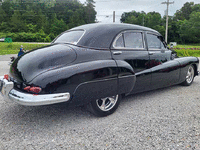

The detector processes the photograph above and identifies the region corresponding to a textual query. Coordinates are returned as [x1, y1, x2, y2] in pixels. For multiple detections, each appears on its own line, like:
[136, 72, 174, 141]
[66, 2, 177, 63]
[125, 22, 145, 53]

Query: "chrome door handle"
[113, 51, 122, 55]
[149, 52, 155, 55]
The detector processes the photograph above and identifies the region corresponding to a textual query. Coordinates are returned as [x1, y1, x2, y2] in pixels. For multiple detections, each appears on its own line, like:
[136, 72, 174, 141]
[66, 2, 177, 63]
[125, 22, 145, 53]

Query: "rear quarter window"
[53, 30, 85, 44]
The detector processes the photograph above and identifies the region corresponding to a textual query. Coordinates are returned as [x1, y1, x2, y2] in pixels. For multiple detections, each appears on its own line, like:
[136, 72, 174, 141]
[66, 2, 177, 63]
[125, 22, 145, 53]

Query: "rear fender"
[30, 60, 118, 96]
[114, 60, 136, 95]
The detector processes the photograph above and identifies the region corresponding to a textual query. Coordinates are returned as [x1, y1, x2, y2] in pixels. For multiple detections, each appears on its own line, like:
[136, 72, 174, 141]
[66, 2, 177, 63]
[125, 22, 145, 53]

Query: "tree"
[145, 12, 162, 28]
[0, 7, 7, 23]
[35, 9, 48, 31]
[22, 10, 36, 25]
[192, 4, 200, 12]
[174, 2, 194, 20]
[68, 10, 85, 28]
[50, 14, 68, 35]
[84, 0, 97, 23]
[1, 0, 14, 22]
[0, 0, 96, 40]
[180, 12, 200, 44]
[10, 11, 26, 32]
[120, 11, 140, 23]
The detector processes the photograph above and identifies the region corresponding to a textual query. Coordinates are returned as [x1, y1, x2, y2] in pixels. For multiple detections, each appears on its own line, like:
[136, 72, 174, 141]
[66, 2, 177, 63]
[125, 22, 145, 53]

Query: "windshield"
[53, 30, 84, 44]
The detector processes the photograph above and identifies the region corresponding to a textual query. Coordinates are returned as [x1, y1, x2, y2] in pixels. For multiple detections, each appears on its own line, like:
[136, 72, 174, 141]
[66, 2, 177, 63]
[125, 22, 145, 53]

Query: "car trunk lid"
[10, 44, 77, 83]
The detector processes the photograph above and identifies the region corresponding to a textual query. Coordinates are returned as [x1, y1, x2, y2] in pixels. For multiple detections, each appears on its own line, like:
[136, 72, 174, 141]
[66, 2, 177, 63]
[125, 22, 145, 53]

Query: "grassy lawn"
[175, 49, 200, 57]
[173, 44, 200, 57]
[0, 42, 49, 55]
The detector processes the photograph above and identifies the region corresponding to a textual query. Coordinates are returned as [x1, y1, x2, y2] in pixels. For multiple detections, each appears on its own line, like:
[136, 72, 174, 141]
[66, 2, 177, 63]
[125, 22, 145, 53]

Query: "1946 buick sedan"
[0, 23, 199, 116]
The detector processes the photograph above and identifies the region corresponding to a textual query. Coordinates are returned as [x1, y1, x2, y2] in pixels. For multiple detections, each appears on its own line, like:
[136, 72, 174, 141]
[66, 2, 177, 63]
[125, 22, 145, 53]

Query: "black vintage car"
[0, 23, 199, 116]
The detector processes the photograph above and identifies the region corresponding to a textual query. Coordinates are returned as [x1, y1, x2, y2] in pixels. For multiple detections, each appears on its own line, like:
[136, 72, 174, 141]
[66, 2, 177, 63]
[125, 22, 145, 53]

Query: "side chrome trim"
[8, 89, 70, 106]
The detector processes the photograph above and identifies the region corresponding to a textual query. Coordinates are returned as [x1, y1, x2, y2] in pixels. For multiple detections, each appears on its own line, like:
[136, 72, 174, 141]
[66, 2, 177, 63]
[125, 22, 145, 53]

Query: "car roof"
[69, 23, 160, 49]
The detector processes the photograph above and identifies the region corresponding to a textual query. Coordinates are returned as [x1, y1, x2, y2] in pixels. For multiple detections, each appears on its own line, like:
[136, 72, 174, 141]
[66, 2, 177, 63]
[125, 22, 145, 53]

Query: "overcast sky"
[79, 0, 200, 23]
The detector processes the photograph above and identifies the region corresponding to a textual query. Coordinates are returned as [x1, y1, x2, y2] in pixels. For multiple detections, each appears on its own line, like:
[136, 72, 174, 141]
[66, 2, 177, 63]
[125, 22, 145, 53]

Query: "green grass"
[0, 42, 49, 55]
[175, 49, 200, 57]
[173, 44, 200, 57]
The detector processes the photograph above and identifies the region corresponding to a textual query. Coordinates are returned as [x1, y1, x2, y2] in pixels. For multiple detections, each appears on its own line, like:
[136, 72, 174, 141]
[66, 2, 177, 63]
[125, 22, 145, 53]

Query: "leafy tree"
[145, 12, 162, 28]
[180, 12, 200, 44]
[10, 11, 26, 32]
[22, 10, 36, 25]
[120, 11, 140, 23]
[1, 0, 14, 22]
[35, 9, 48, 31]
[174, 2, 194, 20]
[68, 10, 85, 28]
[26, 24, 37, 33]
[50, 14, 68, 35]
[192, 4, 200, 12]
[0, 7, 7, 23]
[84, 0, 97, 23]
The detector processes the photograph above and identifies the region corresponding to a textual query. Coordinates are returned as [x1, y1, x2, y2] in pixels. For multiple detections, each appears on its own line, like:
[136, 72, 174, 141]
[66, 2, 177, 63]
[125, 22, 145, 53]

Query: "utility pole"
[113, 11, 115, 23]
[161, 0, 174, 43]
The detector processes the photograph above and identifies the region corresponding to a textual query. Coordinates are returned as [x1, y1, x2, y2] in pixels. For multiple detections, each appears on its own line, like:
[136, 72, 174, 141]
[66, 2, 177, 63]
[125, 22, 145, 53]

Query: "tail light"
[4, 74, 9, 80]
[24, 86, 42, 94]
[30, 87, 42, 93]
[24, 86, 31, 92]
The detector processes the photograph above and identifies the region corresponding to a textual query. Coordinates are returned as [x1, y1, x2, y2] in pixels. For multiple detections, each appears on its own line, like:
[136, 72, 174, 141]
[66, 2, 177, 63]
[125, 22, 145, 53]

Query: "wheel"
[88, 95, 121, 117]
[181, 65, 195, 86]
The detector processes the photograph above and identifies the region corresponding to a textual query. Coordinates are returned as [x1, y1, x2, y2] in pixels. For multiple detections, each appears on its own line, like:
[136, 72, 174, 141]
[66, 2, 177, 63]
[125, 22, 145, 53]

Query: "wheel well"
[192, 64, 198, 76]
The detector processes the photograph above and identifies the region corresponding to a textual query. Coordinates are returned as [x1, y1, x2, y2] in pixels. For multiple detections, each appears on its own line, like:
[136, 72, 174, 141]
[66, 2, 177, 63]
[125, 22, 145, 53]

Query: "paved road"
[0, 54, 16, 62]
[0, 56, 200, 149]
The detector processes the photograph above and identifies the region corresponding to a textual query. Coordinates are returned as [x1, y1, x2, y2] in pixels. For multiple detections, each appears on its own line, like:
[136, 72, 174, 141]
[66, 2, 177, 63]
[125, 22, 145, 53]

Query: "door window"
[147, 34, 166, 50]
[124, 32, 144, 49]
[113, 31, 144, 49]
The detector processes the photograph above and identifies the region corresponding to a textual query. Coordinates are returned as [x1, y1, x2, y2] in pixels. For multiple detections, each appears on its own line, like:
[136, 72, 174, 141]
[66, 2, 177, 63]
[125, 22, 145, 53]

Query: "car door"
[146, 32, 180, 89]
[111, 30, 151, 94]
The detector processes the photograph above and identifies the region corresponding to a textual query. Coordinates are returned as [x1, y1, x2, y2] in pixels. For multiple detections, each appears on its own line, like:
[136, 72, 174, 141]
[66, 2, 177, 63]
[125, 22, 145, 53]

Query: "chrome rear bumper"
[0, 76, 70, 106]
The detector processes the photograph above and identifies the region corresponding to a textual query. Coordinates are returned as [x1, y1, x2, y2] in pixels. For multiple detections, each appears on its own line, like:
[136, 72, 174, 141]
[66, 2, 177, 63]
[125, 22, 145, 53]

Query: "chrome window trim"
[113, 30, 146, 50]
[76, 29, 86, 44]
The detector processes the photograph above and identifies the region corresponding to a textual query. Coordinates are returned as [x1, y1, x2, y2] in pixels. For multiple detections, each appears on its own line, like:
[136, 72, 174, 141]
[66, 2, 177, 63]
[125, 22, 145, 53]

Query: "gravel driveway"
[0, 55, 200, 150]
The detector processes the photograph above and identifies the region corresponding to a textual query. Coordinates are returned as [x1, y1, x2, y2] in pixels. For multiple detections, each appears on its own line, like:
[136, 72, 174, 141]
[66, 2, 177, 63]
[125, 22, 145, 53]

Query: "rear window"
[53, 30, 84, 44]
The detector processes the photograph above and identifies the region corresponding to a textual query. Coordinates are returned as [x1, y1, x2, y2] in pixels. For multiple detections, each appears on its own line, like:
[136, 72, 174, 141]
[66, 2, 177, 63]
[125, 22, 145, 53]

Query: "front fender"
[175, 57, 199, 83]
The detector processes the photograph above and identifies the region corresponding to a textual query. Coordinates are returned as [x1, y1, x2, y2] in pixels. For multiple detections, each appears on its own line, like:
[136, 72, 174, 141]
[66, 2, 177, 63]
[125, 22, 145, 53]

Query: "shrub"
[0, 32, 51, 42]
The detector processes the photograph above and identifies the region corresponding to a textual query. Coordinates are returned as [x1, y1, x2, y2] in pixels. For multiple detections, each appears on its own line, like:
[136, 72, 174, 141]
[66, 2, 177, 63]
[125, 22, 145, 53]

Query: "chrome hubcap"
[186, 66, 194, 84]
[96, 95, 118, 111]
